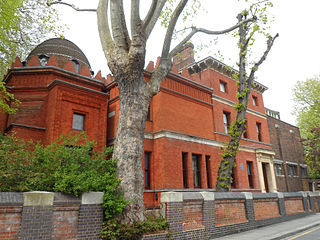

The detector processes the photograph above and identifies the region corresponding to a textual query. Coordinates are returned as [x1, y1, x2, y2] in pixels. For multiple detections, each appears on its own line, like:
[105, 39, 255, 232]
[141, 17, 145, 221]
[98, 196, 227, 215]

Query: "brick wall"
[285, 197, 304, 215]
[215, 199, 247, 226]
[149, 191, 320, 240]
[0, 191, 104, 240]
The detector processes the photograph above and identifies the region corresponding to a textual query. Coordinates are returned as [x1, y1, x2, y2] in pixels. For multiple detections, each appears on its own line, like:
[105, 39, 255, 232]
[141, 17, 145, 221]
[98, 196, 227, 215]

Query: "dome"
[26, 38, 91, 69]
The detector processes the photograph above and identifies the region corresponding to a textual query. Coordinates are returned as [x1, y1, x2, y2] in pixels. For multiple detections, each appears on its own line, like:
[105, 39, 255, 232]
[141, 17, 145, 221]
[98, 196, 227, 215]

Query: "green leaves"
[0, 132, 126, 219]
[0, 0, 64, 77]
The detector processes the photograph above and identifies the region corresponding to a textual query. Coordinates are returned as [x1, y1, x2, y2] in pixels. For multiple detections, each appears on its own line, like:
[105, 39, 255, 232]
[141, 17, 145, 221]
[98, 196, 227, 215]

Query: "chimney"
[173, 43, 195, 71]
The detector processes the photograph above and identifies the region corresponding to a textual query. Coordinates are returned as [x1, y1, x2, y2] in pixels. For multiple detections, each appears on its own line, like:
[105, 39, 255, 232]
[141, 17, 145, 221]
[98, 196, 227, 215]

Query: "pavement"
[213, 213, 320, 240]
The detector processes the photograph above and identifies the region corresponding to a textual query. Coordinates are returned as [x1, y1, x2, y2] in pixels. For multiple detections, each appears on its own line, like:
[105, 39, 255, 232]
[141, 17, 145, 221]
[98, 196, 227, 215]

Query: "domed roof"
[26, 38, 91, 68]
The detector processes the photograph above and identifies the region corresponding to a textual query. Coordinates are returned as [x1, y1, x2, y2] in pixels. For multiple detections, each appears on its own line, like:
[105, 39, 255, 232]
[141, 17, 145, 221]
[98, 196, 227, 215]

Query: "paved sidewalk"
[213, 213, 320, 240]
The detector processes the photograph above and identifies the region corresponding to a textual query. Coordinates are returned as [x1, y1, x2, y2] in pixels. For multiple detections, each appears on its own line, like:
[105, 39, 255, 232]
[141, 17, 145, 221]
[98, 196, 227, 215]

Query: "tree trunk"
[113, 72, 150, 223]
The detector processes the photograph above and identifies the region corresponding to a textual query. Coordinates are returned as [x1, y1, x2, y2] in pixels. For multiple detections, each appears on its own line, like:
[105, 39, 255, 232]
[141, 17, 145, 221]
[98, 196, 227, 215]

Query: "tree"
[293, 76, 320, 139]
[293, 76, 320, 179]
[303, 128, 320, 179]
[216, 4, 278, 192]
[48, 0, 256, 222]
[0, 0, 63, 113]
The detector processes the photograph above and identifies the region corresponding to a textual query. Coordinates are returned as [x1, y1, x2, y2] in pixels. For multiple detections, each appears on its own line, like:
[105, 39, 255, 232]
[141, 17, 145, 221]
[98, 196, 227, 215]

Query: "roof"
[26, 38, 91, 68]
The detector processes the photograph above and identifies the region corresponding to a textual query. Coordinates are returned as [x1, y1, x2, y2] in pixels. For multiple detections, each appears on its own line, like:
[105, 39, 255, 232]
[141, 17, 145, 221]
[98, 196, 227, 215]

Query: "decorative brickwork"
[215, 199, 248, 226]
[183, 200, 204, 230]
[285, 197, 304, 215]
[0, 206, 22, 240]
[52, 205, 80, 239]
[254, 198, 280, 220]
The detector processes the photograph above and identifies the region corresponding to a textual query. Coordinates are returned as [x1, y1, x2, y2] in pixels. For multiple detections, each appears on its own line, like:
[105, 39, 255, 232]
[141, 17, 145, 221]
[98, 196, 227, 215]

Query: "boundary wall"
[143, 191, 320, 240]
[0, 191, 104, 240]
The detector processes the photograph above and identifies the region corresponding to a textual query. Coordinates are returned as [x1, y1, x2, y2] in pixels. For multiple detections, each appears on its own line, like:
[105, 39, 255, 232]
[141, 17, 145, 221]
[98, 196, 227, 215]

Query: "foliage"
[0, 0, 63, 113]
[0, 132, 126, 218]
[0, 0, 64, 76]
[0, 81, 21, 114]
[100, 216, 169, 240]
[303, 128, 320, 179]
[293, 76, 320, 139]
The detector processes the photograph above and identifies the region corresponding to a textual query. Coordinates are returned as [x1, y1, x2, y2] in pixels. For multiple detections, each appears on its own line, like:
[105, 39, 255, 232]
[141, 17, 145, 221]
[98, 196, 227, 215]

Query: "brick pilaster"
[19, 191, 54, 240]
[161, 192, 183, 235]
[76, 192, 104, 240]
[243, 192, 255, 222]
[276, 192, 286, 217]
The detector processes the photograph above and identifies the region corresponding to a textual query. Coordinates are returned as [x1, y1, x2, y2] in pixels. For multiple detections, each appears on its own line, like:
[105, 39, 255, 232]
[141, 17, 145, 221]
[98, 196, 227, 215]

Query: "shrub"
[0, 132, 126, 218]
[100, 216, 169, 240]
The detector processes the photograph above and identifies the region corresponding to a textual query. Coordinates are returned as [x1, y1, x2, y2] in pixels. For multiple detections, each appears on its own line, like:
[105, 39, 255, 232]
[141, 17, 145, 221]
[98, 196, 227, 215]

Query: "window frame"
[219, 80, 227, 93]
[256, 122, 262, 142]
[72, 113, 85, 131]
[192, 154, 201, 188]
[247, 161, 254, 188]
[182, 152, 188, 188]
[252, 96, 258, 106]
[144, 152, 151, 189]
[223, 111, 230, 134]
[205, 155, 211, 188]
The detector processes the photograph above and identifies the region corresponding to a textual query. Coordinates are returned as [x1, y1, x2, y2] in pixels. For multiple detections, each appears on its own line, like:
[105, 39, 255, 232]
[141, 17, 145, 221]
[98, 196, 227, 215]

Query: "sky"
[53, 0, 320, 126]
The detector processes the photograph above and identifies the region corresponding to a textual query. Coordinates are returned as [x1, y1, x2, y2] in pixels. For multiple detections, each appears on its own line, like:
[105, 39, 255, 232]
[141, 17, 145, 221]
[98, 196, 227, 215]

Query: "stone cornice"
[182, 56, 268, 94]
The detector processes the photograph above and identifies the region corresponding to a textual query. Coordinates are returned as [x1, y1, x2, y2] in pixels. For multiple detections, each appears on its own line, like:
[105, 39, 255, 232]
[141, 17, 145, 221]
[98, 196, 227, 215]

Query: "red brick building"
[266, 108, 310, 192]
[0, 38, 108, 150]
[2, 39, 307, 207]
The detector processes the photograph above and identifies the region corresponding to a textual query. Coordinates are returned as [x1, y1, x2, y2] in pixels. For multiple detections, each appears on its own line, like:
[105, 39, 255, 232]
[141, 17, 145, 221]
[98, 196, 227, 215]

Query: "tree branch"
[47, 1, 96, 12]
[131, 0, 141, 36]
[110, 0, 130, 49]
[169, 16, 257, 59]
[142, 0, 157, 33]
[161, 0, 188, 59]
[143, 0, 166, 39]
[97, 0, 114, 61]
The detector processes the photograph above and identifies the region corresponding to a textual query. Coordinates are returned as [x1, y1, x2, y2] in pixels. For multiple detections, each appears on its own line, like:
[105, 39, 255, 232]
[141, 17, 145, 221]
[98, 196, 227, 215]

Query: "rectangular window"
[146, 105, 151, 121]
[247, 162, 254, 188]
[72, 113, 85, 131]
[144, 152, 151, 189]
[288, 164, 298, 176]
[275, 163, 284, 176]
[206, 155, 211, 188]
[256, 122, 262, 141]
[223, 112, 230, 134]
[253, 96, 258, 106]
[182, 152, 188, 188]
[192, 154, 201, 188]
[300, 166, 308, 177]
[220, 80, 227, 92]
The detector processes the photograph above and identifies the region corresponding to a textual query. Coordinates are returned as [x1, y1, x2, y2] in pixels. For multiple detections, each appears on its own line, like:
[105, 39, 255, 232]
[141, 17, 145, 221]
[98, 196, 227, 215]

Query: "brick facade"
[1, 38, 310, 209]
[267, 110, 310, 192]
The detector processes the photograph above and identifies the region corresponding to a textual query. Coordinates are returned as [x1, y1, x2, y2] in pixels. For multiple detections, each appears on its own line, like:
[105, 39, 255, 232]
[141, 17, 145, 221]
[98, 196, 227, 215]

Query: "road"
[282, 226, 320, 240]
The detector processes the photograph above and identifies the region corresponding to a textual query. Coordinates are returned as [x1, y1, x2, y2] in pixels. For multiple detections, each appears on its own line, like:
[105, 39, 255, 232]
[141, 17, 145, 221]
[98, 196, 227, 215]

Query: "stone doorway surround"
[256, 149, 277, 192]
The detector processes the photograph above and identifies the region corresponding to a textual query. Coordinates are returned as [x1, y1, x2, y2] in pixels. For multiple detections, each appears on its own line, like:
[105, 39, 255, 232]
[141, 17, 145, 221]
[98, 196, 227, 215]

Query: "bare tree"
[49, 0, 255, 222]
[216, 8, 278, 192]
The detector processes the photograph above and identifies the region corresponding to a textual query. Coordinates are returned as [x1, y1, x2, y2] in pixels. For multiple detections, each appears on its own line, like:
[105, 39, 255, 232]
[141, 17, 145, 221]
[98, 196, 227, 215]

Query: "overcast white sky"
[54, 0, 320, 126]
